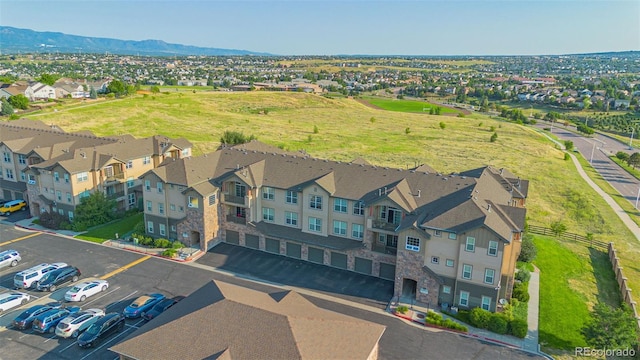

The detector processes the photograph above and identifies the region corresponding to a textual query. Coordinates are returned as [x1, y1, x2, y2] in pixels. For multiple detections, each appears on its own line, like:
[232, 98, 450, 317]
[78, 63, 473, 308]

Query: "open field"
[275, 58, 493, 73]
[15, 91, 639, 349]
[361, 97, 461, 114]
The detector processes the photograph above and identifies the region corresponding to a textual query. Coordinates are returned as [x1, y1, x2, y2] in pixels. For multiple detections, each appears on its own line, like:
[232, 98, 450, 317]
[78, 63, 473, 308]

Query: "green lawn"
[75, 213, 143, 243]
[363, 97, 460, 114]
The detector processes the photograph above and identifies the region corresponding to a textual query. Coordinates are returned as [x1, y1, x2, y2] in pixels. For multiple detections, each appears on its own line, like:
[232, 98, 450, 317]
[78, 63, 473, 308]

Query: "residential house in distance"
[24, 82, 56, 101]
[140, 141, 528, 312]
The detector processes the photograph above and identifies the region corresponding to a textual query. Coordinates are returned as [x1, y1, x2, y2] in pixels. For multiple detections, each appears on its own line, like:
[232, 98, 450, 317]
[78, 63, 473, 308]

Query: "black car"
[142, 296, 184, 321]
[12, 302, 64, 330]
[78, 312, 125, 348]
[36, 266, 81, 292]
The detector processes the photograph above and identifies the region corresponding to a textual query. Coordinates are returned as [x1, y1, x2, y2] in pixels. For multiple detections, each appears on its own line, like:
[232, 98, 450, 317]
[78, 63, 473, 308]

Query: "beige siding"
[424, 232, 459, 278]
[166, 184, 187, 219]
[301, 186, 329, 236]
[457, 228, 503, 287]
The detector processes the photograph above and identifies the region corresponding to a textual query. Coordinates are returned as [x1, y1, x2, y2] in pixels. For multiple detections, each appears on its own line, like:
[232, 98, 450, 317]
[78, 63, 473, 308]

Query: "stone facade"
[394, 249, 440, 306]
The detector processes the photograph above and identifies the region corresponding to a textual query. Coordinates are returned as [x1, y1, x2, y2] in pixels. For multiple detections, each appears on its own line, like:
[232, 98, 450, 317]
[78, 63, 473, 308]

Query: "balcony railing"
[371, 219, 399, 232]
[372, 242, 398, 255]
[226, 214, 247, 225]
[106, 191, 125, 200]
[105, 173, 125, 183]
[222, 194, 247, 206]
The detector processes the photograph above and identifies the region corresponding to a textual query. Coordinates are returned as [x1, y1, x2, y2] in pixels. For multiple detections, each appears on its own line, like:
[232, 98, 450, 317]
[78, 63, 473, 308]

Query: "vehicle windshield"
[85, 323, 100, 335]
[58, 323, 69, 329]
[39, 273, 52, 282]
[68, 286, 80, 293]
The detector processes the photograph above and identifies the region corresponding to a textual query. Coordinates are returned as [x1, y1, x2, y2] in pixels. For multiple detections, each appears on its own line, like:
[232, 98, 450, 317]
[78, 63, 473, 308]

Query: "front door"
[402, 278, 417, 300]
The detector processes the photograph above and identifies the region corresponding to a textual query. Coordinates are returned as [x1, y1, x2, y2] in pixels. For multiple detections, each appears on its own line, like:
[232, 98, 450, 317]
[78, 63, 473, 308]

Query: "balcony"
[106, 191, 125, 200]
[371, 219, 399, 232]
[105, 173, 125, 184]
[372, 242, 398, 255]
[226, 214, 247, 225]
[222, 194, 248, 206]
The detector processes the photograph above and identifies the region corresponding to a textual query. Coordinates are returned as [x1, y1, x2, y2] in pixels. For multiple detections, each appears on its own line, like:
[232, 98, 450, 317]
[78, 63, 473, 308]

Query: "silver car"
[0, 250, 21, 269]
[55, 308, 105, 338]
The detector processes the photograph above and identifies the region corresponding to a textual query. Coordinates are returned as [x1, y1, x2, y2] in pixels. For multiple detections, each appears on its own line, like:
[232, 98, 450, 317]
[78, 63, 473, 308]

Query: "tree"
[72, 192, 118, 231]
[439, 122, 446, 130]
[490, 132, 498, 142]
[435, 107, 442, 115]
[89, 87, 97, 99]
[628, 152, 640, 169]
[8, 94, 29, 110]
[550, 220, 567, 236]
[106, 79, 128, 96]
[150, 86, 160, 94]
[582, 303, 639, 349]
[518, 234, 537, 262]
[0, 98, 14, 116]
[220, 130, 256, 145]
[37, 73, 58, 86]
[563, 140, 574, 151]
[616, 151, 630, 162]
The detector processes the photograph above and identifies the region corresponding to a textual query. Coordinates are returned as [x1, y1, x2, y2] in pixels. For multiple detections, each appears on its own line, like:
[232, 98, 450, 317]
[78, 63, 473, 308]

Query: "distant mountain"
[0, 26, 271, 56]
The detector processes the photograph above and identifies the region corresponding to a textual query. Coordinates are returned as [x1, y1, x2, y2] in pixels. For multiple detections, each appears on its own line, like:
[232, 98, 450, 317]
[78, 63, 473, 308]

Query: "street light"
[630, 127, 635, 149]
[590, 141, 596, 164]
[636, 185, 640, 210]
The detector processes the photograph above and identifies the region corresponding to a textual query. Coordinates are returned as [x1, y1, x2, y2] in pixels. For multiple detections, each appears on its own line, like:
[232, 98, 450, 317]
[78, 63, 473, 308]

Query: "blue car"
[123, 293, 165, 319]
[12, 302, 64, 330]
[32, 307, 80, 334]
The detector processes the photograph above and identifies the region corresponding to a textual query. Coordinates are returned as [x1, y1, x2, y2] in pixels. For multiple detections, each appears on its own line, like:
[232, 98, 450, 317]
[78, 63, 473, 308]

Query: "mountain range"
[0, 26, 271, 56]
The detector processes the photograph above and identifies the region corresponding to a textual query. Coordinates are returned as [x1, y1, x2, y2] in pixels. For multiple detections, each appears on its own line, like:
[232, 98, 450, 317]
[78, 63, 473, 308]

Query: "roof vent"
[417, 190, 421, 198]
[487, 204, 492, 212]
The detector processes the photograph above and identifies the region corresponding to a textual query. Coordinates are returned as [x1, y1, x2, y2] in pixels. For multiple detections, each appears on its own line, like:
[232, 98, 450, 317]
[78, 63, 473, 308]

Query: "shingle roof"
[109, 280, 385, 360]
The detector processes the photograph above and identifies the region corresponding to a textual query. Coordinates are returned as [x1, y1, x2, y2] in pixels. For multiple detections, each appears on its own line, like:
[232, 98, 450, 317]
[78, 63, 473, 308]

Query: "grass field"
[16, 91, 639, 350]
[75, 213, 143, 243]
[362, 97, 461, 114]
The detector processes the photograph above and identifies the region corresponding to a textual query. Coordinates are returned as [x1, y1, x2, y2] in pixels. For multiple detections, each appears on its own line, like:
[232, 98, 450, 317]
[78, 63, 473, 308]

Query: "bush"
[488, 313, 509, 334]
[395, 305, 409, 314]
[134, 221, 146, 234]
[518, 234, 537, 262]
[512, 282, 530, 303]
[469, 307, 492, 329]
[171, 240, 185, 249]
[161, 248, 177, 258]
[39, 211, 67, 230]
[153, 238, 171, 248]
[515, 269, 531, 283]
[71, 221, 89, 232]
[425, 311, 443, 325]
[509, 318, 528, 338]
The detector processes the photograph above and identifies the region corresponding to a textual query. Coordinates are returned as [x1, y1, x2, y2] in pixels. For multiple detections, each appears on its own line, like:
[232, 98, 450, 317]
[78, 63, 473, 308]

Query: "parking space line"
[81, 286, 121, 307]
[125, 324, 139, 330]
[0, 232, 41, 247]
[100, 256, 150, 280]
[59, 340, 78, 353]
[79, 324, 136, 360]
[43, 334, 57, 343]
[19, 330, 34, 339]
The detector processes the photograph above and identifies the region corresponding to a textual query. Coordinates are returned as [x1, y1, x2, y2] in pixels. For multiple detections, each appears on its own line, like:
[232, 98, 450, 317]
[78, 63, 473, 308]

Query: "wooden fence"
[527, 224, 608, 249]
[609, 243, 640, 339]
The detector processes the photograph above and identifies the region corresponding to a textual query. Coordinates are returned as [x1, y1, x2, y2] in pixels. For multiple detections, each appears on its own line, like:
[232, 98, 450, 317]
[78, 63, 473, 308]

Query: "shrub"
[405, 127, 411, 134]
[488, 313, 509, 334]
[425, 311, 443, 326]
[469, 307, 491, 329]
[512, 282, 530, 303]
[490, 132, 498, 142]
[153, 238, 171, 248]
[509, 318, 528, 338]
[71, 221, 89, 232]
[395, 305, 409, 314]
[515, 269, 531, 283]
[518, 234, 537, 262]
[39, 211, 67, 230]
[171, 241, 185, 249]
[161, 248, 177, 258]
[134, 221, 146, 234]
[313, 125, 319, 134]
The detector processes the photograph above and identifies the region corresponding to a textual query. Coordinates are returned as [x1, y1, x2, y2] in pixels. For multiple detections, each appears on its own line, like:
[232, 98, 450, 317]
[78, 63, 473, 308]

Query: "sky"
[1, 0, 638, 56]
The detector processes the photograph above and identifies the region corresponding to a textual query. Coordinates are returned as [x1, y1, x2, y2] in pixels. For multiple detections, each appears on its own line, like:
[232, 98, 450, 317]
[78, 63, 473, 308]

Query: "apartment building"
[141, 141, 528, 311]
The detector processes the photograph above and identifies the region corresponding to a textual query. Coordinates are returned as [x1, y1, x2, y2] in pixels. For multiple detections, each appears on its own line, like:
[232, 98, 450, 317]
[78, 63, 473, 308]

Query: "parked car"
[123, 293, 165, 319]
[32, 307, 80, 334]
[0, 199, 27, 215]
[78, 312, 125, 348]
[55, 308, 105, 338]
[36, 266, 81, 292]
[0, 292, 30, 315]
[64, 280, 109, 302]
[0, 249, 21, 269]
[142, 296, 184, 321]
[12, 302, 64, 330]
[14, 262, 68, 289]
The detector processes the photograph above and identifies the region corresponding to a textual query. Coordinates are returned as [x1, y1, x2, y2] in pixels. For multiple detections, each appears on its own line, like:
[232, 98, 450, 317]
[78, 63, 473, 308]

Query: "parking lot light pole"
[590, 141, 596, 164]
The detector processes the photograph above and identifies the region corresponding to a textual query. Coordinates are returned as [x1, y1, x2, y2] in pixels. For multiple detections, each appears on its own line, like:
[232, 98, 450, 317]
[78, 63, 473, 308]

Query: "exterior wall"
[394, 228, 439, 305]
[301, 185, 329, 236]
[166, 184, 187, 219]
[454, 280, 500, 312]
[500, 232, 522, 300]
[423, 230, 459, 279]
[456, 227, 503, 289]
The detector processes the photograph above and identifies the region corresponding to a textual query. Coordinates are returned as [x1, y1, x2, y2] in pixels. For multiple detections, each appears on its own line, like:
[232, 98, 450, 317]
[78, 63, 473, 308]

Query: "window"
[143, 156, 151, 165]
[54, 172, 60, 182]
[188, 196, 198, 208]
[446, 259, 454, 267]
[484, 268, 495, 284]
[309, 217, 322, 232]
[64, 173, 70, 183]
[310, 195, 322, 210]
[462, 264, 473, 280]
[128, 193, 136, 206]
[406, 236, 420, 252]
[158, 203, 165, 215]
[56, 190, 62, 201]
[209, 195, 216, 206]
[146, 201, 153, 212]
[262, 207, 274, 222]
[459, 291, 469, 307]
[434, 230, 442, 237]
[262, 187, 275, 200]
[157, 182, 163, 193]
[5, 169, 14, 179]
[285, 211, 298, 226]
[333, 220, 347, 235]
[127, 178, 135, 188]
[58, 208, 64, 215]
[28, 174, 36, 184]
[18, 154, 26, 165]
[442, 285, 451, 294]
[170, 225, 176, 232]
[126, 160, 133, 169]
[286, 190, 298, 204]
[159, 224, 166, 236]
[144, 180, 151, 191]
[20, 172, 26, 181]
[465, 237, 475, 252]
[352, 223, 364, 239]
[333, 198, 347, 213]
[170, 204, 176, 211]
[3, 152, 11, 163]
[481, 296, 492, 311]
[66, 192, 71, 203]
[77, 172, 88, 182]
[147, 221, 154, 233]
[179, 206, 184, 212]
[181, 148, 190, 157]
[353, 201, 365, 216]
[488, 240, 498, 256]
[431, 256, 439, 264]
[68, 212, 74, 221]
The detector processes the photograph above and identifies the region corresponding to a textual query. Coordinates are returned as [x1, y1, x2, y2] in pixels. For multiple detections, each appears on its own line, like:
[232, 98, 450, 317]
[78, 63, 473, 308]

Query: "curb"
[102, 240, 205, 264]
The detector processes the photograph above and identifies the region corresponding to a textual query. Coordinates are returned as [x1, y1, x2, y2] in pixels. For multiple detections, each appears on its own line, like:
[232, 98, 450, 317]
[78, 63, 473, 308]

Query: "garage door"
[354, 257, 372, 275]
[330, 252, 347, 269]
[286, 242, 301, 259]
[226, 230, 239, 245]
[265, 238, 280, 254]
[245, 234, 259, 249]
[379, 263, 396, 280]
[308, 247, 324, 264]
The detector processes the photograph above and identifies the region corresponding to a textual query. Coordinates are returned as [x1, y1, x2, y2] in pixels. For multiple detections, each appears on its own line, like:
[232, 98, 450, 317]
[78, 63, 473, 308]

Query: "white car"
[55, 308, 105, 338]
[0, 292, 30, 315]
[64, 280, 109, 302]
